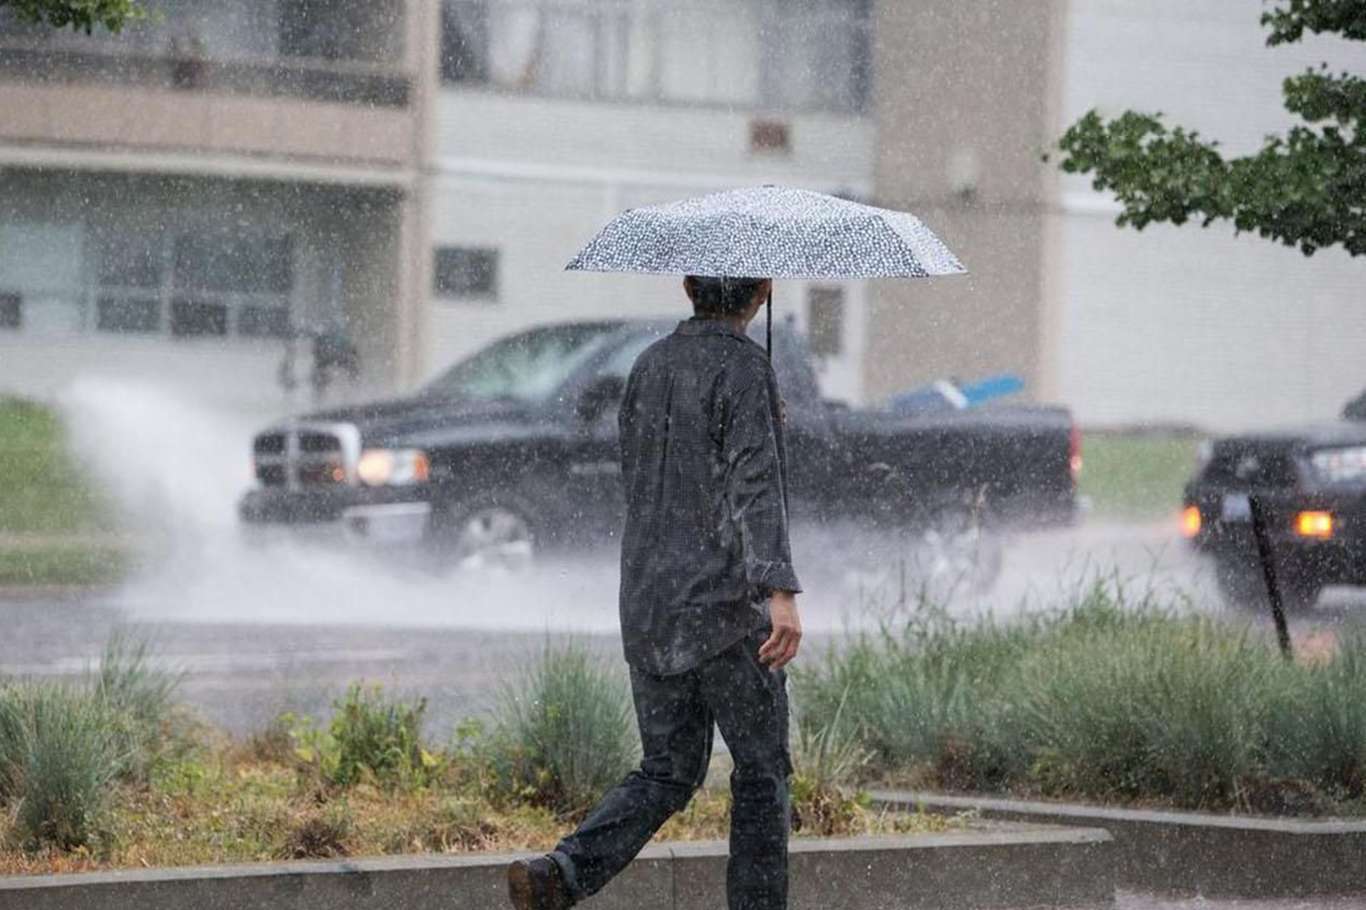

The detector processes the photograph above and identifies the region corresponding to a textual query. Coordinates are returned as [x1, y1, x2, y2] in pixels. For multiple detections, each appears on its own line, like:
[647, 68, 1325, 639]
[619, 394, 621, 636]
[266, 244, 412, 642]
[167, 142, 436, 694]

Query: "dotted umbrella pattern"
[565, 185, 966, 280]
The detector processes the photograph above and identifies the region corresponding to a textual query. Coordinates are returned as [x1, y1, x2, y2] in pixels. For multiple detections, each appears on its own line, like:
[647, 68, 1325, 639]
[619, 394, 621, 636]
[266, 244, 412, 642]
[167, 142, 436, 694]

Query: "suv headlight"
[357, 449, 430, 486]
[1310, 445, 1366, 484]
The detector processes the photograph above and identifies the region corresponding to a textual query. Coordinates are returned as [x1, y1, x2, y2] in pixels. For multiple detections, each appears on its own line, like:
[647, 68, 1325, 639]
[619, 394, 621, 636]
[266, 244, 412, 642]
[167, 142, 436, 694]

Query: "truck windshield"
[421, 323, 622, 404]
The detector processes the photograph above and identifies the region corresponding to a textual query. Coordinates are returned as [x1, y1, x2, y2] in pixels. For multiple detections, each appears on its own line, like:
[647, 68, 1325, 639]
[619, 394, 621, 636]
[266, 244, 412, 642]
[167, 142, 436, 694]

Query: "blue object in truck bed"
[889, 373, 1024, 415]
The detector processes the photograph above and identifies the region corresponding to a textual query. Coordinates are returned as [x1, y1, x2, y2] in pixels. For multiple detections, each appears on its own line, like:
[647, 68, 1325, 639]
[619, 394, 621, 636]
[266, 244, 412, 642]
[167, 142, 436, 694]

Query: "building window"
[806, 285, 844, 356]
[439, 0, 871, 114]
[172, 230, 293, 337]
[96, 296, 160, 333]
[434, 247, 499, 300]
[85, 226, 294, 340]
[0, 294, 19, 330]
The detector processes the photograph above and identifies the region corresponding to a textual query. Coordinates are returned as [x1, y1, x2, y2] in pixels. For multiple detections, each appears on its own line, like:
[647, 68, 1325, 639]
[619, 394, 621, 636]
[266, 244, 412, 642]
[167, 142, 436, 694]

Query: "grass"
[0, 397, 129, 587]
[0, 544, 131, 587]
[0, 398, 115, 536]
[793, 580, 1366, 815]
[1079, 431, 1201, 521]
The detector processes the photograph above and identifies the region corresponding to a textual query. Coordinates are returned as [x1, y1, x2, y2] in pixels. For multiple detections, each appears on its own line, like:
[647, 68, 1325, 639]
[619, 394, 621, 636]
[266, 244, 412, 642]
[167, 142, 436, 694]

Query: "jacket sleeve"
[721, 364, 802, 594]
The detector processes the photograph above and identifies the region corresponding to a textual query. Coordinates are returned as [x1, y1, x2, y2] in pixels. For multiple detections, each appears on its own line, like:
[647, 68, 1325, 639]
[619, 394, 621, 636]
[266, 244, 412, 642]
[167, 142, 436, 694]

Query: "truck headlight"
[1310, 445, 1366, 484]
[357, 449, 430, 486]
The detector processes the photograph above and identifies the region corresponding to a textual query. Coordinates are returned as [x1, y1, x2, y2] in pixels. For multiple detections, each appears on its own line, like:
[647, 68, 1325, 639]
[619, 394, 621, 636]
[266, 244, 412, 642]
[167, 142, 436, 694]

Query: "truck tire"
[430, 492, 537, 572]
[1214, 556, 1319, 614]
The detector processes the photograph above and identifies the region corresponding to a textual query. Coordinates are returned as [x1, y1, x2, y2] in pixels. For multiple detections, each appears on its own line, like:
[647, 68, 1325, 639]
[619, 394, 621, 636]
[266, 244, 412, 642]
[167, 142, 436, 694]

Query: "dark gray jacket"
[617, 317, 802, 676]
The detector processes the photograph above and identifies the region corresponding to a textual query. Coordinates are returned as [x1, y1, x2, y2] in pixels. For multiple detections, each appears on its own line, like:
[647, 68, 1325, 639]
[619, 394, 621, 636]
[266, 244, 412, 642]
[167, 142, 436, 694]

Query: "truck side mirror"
[576, 375, 625, 423]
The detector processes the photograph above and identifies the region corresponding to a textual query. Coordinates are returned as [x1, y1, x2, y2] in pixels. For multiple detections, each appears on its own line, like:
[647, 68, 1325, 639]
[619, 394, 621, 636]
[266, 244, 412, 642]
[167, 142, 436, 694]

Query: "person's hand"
[759, 590, 802, 671]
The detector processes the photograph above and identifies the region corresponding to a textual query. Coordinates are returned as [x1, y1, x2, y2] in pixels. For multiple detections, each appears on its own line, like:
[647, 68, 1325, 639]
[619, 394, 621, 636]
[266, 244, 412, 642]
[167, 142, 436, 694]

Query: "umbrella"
[565, 185, 965, 353]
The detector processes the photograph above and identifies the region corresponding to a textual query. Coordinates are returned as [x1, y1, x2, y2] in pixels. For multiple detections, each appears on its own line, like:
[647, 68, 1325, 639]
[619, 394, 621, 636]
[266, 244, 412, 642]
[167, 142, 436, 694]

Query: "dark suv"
[1182, 390, 1366, 611]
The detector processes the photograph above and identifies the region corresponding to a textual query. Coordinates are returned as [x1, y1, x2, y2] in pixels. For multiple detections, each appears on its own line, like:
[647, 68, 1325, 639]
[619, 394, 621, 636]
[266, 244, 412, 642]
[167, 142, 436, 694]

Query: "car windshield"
[421, 323, 623, 404]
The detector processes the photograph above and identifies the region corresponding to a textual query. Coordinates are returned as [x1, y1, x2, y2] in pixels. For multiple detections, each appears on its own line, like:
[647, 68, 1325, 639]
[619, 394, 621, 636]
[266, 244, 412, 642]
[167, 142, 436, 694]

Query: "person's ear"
[683, 276, 697, 303]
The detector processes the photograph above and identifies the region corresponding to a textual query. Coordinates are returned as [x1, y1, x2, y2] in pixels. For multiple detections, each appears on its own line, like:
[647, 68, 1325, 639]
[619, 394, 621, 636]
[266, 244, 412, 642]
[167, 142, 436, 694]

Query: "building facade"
[427, 0, 878, 403]
[0, 0, 439, 414]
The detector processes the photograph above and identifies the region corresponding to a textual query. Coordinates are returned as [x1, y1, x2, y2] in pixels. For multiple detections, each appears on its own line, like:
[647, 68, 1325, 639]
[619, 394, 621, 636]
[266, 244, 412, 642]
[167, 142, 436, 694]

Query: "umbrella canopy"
[565, 185, 965, 280]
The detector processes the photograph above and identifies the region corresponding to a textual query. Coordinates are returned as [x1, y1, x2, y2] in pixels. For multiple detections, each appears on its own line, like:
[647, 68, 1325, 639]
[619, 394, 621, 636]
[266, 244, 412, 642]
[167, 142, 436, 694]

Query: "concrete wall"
[1053, 0, 1366, 431]
[867, 0, 1066, 405]
[427, 90, 876, 401]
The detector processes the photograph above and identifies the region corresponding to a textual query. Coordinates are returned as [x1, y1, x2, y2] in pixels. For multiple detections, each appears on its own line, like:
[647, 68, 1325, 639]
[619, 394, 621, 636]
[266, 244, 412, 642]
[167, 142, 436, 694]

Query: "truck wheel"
[432, 494, 536, 572]
[1214, 557, 1319, 614]
[909, 506, 1004, 599]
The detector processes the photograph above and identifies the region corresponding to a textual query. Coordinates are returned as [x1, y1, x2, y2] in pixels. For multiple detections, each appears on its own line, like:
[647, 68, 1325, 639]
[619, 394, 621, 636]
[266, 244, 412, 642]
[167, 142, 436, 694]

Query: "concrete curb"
[0, 826, 1115, 910]
[875, 790, 1366, 898]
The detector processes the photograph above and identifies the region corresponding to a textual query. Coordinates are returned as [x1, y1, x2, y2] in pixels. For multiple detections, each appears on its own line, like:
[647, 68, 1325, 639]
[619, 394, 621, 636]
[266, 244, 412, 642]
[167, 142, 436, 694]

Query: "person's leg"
[699, 628, 792, 910]
[549, 663, 712, 902]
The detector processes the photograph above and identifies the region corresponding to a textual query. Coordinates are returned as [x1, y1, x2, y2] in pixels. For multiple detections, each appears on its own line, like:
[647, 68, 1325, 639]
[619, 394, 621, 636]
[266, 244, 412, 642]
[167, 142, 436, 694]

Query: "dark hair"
[686, 276, 767, 316]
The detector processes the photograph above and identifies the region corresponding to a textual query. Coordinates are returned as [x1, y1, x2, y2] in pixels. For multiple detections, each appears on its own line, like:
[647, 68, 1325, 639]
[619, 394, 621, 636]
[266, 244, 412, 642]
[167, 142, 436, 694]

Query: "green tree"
[1055, 0, 1366, 257]
[1, 0, 144, 34]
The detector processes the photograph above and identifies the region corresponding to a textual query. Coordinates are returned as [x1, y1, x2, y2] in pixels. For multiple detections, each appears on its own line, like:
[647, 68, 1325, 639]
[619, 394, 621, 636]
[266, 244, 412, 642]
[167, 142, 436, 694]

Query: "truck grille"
[252, 424, 359, 489]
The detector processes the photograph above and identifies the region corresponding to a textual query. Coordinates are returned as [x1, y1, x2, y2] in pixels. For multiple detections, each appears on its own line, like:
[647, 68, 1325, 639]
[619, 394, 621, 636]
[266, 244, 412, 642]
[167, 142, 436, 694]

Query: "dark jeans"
[551, 627, 792, 910]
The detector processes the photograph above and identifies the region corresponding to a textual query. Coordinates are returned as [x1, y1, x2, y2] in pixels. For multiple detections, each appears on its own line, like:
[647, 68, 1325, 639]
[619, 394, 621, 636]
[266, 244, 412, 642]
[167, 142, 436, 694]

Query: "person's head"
[683, 275, 772, 326]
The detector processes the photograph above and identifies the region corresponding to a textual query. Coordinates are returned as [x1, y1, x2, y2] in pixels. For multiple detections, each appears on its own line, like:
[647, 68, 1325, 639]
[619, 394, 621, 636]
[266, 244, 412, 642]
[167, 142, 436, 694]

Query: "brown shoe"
[507, 855, 573, 910]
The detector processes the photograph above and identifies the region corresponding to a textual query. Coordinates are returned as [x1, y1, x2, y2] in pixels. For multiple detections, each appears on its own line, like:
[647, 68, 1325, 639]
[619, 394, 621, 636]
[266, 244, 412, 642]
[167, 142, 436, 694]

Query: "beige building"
[0, 1, 439, 413]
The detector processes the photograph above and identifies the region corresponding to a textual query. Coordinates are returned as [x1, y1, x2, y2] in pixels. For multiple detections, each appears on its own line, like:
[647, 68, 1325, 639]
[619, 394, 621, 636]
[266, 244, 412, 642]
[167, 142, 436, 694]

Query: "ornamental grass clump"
[0, 632, 181, 851]
[487, 643, 638, 816]
[1265, 629, 1366, 803]
[1013, 607, 1276, 805]
[789, 689, 873, 835]
[0, 682, 124, 851]
[794, 576, 1366, 813]
[93, 632, 184, 782]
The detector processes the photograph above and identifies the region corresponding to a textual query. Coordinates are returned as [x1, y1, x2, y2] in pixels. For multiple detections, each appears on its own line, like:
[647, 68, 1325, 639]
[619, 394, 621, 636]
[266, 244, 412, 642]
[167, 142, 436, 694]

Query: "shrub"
[289, 684, 438, 791]
[486, 644, 637, 815]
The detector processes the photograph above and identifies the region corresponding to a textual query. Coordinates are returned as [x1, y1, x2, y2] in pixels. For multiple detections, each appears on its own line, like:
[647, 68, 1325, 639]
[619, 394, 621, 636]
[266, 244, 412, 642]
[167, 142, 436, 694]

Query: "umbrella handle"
[766, 288, 772, 360]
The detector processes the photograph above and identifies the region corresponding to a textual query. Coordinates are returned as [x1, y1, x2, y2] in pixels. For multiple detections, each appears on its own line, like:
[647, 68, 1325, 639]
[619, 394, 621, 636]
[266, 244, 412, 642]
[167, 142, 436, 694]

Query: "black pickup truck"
[240, 320, 1077, 588]
[1183, 389, 1366, 611]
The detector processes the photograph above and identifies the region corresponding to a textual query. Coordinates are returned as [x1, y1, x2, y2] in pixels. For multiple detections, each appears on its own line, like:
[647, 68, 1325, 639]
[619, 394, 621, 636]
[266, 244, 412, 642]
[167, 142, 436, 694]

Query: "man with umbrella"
[507, 273, 802, 910]
[508, 187, 963, 910]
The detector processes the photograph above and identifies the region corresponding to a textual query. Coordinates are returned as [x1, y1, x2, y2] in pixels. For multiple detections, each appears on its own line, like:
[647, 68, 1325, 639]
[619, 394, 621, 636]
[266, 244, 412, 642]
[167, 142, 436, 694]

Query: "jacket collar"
[674, 317, 761, 349]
